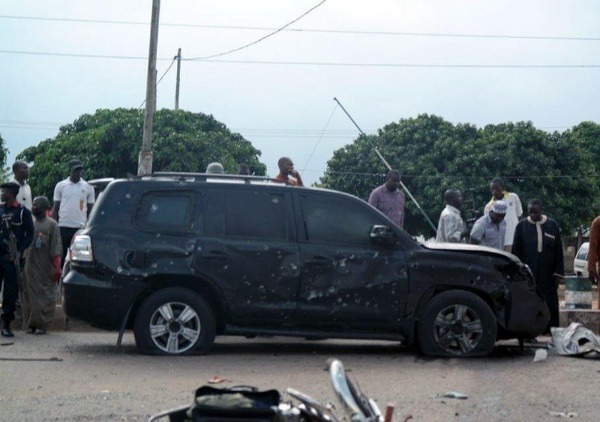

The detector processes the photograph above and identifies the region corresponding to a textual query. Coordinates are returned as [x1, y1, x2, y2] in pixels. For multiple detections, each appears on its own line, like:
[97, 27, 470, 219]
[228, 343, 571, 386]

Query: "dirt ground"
[1, 331, 600, 422]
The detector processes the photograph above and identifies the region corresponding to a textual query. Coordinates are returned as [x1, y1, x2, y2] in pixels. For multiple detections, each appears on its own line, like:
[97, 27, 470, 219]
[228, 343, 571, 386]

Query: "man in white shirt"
[11, 161, 32, 210]
[436, 189, 469, 243]
[52, 159, 95, 264]
[484, 177, 523, 252]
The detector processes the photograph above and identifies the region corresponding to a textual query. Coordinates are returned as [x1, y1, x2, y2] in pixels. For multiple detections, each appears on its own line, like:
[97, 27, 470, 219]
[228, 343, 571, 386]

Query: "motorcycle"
[148, 359, 391, 422]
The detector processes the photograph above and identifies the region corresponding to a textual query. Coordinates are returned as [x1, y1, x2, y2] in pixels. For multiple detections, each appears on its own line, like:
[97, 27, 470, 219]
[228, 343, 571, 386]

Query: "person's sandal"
[27, 327, 36, 334]
[34, 328, 47, 335]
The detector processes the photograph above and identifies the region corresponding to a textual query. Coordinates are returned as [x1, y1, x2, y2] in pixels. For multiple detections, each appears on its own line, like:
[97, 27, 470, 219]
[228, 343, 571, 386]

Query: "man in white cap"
[470, 200, 507, 250]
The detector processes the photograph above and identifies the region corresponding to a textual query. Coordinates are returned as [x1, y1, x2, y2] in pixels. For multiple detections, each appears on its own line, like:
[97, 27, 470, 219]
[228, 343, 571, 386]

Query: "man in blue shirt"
[470, 200, 507, 250]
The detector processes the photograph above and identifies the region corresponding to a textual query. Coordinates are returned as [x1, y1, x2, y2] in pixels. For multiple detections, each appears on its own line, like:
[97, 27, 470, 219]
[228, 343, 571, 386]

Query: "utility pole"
[138, 0, 161, 176]
[175, 48, 181, 110]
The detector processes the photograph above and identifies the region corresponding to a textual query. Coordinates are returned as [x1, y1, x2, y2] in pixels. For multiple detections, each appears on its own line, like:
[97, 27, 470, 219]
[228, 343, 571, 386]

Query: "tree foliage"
[320, 114, 599, 236]
[17, 108, 267, 198]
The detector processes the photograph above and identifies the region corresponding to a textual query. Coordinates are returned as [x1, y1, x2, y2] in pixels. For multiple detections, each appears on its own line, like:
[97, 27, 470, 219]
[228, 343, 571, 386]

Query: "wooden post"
[175, 48, 181, 110]
[138, 0, 161, 177]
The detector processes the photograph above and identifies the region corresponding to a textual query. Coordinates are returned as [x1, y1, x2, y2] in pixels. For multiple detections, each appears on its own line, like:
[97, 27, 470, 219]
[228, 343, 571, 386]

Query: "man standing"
[274, 157, 304, 186]
[512, 199, 564, 333]
[22, 197, 62, 335]
[470, 200, 507, 250]
[52, 159, 95, 264]
[436, 189, 469, 243]
[484, 177, 523, 252]
[0, 182, 34, 337]
[586, 215, 600, 309]
[368, 170, 405, 228]
[11, 161, 32, 211]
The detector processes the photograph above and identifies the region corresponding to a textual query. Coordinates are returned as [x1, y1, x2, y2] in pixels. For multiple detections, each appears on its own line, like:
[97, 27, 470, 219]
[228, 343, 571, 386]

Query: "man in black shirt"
[0, 182, 34, 337]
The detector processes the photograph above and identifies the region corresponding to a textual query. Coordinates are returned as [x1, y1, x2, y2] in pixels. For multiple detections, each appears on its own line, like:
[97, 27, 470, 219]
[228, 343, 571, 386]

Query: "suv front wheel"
[417, 290, 497, 357]
[134, 288, 216, 355]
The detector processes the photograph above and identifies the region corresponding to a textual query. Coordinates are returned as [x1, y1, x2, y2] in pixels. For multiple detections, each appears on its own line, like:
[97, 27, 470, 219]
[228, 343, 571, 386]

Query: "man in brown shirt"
[587, 215, 600, 309]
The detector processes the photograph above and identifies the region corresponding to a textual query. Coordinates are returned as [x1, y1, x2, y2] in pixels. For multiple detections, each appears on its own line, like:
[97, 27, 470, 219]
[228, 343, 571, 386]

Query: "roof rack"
[151, 172, 280, 184]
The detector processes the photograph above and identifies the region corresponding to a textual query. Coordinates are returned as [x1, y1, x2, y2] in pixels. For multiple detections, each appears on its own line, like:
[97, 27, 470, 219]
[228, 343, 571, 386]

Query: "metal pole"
[138, 0, 161, 176]
[175, 48, 181, 110]
[333, 97, 437, 233]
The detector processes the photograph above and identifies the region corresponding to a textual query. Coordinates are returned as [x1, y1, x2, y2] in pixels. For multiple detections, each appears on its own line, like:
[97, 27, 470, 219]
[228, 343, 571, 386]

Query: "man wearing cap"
[52, 159, 95, 265]
[0, 182, 34, 337]
[484, 177, 523, 252]
[469, 200, 507, 250]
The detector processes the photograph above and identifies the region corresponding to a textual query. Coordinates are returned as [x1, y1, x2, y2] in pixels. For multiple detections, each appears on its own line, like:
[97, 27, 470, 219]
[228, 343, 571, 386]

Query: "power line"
[2, 14, 599, 42]
[187, 0, 327, 60]
[138, 56, 178, 109]
[2, 50, 599, 68]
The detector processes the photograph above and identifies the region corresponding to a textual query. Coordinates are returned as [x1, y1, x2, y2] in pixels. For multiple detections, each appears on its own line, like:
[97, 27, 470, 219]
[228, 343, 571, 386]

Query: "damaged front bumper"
[505, 282, 550, 338]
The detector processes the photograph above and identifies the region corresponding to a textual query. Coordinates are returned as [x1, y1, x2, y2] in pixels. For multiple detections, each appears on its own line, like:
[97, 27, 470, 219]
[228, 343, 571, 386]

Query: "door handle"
[202, 250, 228, 260]
[305, 255, 332, 266]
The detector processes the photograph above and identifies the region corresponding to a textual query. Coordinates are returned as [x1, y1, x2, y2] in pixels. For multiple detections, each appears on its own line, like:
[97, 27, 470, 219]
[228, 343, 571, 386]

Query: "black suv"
[63, 173, 549, 357]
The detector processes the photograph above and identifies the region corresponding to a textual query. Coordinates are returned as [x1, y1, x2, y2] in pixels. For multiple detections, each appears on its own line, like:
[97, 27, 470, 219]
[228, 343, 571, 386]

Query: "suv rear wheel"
[417, 290, 497, 357]
[134, 288, 216, 355]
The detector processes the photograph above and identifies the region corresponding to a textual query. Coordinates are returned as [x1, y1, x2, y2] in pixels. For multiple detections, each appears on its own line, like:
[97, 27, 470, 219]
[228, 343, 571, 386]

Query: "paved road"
[1, 331, 598, 421]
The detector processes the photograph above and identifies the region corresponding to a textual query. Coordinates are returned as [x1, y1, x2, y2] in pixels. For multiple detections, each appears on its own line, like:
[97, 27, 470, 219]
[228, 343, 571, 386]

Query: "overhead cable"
[1, 15, 599, 42]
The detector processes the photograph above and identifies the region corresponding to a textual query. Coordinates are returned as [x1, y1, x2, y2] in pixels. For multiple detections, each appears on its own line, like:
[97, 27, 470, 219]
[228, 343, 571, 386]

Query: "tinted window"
[205, 190, 288, 240]
[136, 193, 193, 231]
[301, 194, 381, 245]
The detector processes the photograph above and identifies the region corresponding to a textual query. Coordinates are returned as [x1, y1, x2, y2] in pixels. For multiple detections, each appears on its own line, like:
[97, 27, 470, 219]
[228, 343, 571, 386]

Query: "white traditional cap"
[206, 162, 224, 174]
[491, 200, 507, 214]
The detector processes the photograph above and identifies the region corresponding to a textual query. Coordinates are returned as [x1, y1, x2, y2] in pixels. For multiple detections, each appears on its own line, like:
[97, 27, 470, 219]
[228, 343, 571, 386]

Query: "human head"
[489, 200, 507, 224]
[277, 157, 294, 176]
[68, 159, 84, 183]
[32, 196, 51, 219]
[0, 182, 20, 203]
[444, 189, 463, 209]
[238, 163, 250, 175]
[490, 177, 505, 200]
[12, 161, 29, 182]
[384, 170, 401, 192]
[206, 162, 224, 174]
[527, 199, 543, 222]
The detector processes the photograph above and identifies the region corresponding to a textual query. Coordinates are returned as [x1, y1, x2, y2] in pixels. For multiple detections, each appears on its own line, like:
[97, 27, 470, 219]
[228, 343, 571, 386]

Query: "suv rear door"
[193, 186, 300, 327]
[294, 190, 409, 332]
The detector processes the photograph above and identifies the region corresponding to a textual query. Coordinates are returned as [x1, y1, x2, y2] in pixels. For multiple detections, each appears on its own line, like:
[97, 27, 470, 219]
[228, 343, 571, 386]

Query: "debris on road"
[551, 323, 600, 357]
[435, 391, 468, 400]
[207, 376, 231, 384]
[533, 349, 548, 362]
[549, 411, 578, 418]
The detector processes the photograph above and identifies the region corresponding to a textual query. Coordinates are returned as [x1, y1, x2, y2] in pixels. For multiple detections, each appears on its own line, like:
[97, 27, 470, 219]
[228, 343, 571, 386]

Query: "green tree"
[320, 114, 597, 236]
[17, 108, 267, 198]
[0, 132, 8, 181]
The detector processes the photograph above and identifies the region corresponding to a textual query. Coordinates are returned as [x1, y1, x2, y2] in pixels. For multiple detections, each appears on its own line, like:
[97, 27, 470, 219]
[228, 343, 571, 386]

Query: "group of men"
[364, 171, 565, 335]
[434, 178, 563, 334]
[0, 159, 95, 338]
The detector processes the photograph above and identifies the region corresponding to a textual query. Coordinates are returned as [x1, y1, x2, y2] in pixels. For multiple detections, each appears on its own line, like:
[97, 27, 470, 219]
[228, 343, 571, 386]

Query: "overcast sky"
[1, 0, 599, 185]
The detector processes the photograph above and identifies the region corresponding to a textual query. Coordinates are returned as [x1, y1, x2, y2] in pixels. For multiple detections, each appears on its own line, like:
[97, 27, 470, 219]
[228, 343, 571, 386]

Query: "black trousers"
[59, 227, 80, 265]
[537, 282, 559, 334]
[0, 259, 19, 325]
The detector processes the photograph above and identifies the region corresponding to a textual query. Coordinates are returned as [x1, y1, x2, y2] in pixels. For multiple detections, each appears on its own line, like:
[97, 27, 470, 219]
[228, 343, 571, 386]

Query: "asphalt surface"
[1, 330, 599, 421]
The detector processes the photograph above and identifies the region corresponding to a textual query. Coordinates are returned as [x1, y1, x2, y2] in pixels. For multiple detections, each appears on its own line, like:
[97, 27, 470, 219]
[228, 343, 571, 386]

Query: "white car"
[573, 242, 589, 278]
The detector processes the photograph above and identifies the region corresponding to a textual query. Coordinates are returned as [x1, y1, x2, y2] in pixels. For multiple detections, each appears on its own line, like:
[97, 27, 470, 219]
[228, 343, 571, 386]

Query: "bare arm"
[52, 201, 60, 222]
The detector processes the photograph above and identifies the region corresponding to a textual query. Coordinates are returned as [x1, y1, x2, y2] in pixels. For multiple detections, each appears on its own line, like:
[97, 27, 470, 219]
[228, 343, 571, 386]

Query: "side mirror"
[370, 225, 396, 246]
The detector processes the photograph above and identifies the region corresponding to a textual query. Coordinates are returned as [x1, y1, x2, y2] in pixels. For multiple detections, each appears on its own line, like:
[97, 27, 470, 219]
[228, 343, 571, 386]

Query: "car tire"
[134, 288, 216, 356]
[417, 290, 497, 357]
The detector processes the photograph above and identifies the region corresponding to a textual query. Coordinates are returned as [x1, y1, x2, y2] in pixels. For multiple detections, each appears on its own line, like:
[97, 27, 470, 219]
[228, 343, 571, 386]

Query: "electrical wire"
[302, 103, 338, 173]
[187, 0, 327, 60]
[138, 56, 177, 109]
[3, 50, 598, 68]
[2, 15, 599, 42]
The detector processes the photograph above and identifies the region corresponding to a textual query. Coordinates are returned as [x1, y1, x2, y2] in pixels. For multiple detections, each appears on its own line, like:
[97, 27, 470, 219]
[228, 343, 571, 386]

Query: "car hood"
[422, 241, 522, 265]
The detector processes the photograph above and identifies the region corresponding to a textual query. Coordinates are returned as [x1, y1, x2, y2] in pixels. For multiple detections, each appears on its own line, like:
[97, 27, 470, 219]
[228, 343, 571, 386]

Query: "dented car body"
[63, 174, 549, 356]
